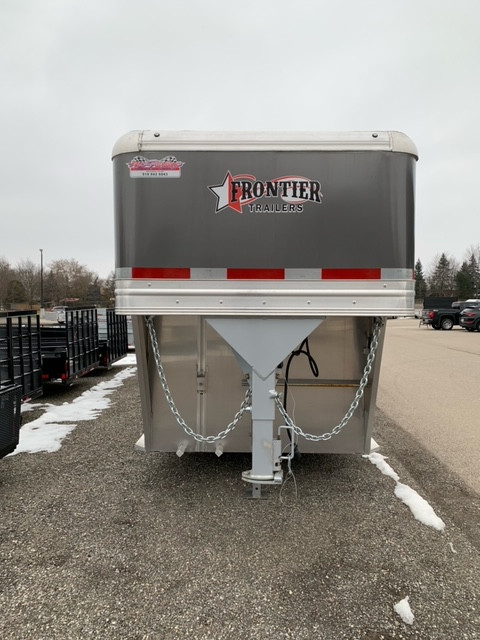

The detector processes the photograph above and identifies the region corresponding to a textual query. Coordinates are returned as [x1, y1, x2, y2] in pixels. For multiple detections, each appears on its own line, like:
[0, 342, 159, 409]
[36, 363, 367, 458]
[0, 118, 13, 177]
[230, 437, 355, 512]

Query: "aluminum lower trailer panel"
[133, 315, 385, 456]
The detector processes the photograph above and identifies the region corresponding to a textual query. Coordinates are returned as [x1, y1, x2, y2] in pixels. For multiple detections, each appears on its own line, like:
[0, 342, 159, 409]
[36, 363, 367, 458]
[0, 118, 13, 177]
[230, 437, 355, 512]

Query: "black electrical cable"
[283, 337, 319, 413]
[281, 337, 319, 453]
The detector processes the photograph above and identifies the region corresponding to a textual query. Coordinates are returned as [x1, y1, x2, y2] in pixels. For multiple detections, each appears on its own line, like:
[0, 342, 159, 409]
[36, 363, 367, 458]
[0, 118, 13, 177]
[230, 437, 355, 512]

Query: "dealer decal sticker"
[208, 171, 323, 213]
[127, 155, 185, 178]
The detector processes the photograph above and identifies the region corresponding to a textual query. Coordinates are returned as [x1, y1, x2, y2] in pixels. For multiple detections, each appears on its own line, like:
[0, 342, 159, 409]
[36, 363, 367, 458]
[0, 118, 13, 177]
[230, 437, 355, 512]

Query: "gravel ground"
[1, 364, 479, 639]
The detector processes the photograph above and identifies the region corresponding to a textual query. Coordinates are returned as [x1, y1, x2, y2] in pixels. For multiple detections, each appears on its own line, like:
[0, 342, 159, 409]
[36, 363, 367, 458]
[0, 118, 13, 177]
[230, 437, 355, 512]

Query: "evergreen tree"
[455, 251, 480, 300]
[466, 253, 480, 297]
[456, 261, 473, 300]
[101, 271, 115, 306]
[428, 253, 457, 296]
[414, 259, 427, 300]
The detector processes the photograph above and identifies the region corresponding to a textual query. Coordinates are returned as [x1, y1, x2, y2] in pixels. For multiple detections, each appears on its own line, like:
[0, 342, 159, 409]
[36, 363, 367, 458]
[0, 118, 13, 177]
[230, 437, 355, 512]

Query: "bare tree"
[45, 259, 99, 306]
[465, 243, 480, 265]
[15, 259, 40, 306]
[0, 257, 14, 310]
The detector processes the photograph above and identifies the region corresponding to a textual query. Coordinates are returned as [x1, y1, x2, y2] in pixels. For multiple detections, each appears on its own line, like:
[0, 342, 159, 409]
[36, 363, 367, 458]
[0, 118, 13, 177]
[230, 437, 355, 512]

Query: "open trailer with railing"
[97, 308, 129, 368]
[40, 308, 100, 384]
[0, 310, 42, 401]
[112, 130, 417, 496]
[0, 310, 42, 458]
[0, 384, 22, 459]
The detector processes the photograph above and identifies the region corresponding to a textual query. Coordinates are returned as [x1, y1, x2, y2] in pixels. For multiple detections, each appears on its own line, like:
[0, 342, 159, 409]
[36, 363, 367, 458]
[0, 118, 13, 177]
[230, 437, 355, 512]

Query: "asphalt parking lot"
[1, 362, 479, 640]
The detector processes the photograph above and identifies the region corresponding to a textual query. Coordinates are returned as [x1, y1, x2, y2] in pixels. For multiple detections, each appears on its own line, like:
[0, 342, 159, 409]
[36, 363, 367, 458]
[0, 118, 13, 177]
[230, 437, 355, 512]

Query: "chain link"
[274, 318, 383, 441]
[145, 316, 251, 443]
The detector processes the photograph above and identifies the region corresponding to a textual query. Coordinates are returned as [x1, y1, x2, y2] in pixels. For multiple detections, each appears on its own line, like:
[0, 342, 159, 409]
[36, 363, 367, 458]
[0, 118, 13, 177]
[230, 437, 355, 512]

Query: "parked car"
[459, 307, 480, 331]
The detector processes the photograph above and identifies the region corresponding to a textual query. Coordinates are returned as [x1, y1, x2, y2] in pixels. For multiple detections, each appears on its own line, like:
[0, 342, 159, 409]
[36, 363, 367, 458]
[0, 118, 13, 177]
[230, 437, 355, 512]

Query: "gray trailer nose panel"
[113, 149, 415, 272]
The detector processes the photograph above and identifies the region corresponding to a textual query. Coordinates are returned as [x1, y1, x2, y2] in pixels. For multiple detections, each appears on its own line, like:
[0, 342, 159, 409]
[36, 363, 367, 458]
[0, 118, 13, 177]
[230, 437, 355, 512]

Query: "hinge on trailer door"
[196, 371, 207, 394]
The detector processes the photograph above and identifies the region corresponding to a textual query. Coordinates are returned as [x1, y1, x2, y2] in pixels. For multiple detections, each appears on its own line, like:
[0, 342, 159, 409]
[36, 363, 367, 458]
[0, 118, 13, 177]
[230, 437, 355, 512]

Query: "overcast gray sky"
[1, 0, 479, 277]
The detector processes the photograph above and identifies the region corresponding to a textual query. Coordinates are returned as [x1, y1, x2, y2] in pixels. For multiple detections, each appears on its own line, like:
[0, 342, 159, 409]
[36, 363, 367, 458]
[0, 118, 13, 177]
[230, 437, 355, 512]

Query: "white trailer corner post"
[112, 131, 417, 497]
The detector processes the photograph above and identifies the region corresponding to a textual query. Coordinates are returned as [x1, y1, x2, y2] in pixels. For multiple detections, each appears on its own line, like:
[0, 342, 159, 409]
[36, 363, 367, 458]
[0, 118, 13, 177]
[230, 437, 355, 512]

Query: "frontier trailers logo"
[208, 172, 323, 213]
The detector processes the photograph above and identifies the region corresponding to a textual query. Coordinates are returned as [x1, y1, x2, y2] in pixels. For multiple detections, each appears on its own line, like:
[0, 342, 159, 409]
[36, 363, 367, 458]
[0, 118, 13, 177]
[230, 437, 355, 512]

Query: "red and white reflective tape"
[118, 267, 414, 281]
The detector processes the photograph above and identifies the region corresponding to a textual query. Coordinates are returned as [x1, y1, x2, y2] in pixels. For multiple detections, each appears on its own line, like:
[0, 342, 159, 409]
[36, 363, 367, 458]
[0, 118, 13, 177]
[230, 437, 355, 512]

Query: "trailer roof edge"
[112, 131, 418, 159]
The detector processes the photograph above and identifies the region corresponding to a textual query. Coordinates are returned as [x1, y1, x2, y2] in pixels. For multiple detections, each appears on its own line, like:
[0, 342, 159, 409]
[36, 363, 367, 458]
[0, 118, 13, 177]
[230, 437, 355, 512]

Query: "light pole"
[39, 248, 44, 309]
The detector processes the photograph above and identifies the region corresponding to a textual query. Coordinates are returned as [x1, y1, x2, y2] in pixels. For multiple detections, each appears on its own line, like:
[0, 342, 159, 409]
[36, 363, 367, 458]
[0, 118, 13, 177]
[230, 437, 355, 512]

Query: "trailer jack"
[207, 317, 324, 498]
[243, 426, 296, 499]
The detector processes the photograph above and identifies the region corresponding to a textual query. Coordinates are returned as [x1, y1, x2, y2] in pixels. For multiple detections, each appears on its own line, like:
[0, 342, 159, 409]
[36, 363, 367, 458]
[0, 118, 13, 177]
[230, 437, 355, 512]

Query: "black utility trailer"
[0, 310, 42, 458]
[97, 308, 129, 368]
[40, 308, 100, 384]
[0, 384, 22, 458]
[0, 310, 43, 400]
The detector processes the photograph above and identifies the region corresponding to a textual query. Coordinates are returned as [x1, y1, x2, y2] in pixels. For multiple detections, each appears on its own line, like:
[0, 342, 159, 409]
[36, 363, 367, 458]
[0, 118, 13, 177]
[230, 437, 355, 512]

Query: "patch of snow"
[20, 402, 45, 415]
[448, 541, 457, 554]
[13, 421, 77, 454]
[394, 596, 414, 625]
[394, 482, 445, 531]
[9, 367, 137, 456]
[364, 452, 445, 531]
[113, 353, 137, 366]
[365, 451, 400, 482]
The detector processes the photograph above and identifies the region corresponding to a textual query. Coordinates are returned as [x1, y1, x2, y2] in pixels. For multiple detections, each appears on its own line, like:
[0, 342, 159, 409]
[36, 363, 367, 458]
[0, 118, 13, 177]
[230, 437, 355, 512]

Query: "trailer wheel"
[432, 324, 441, 330]
[440, 317, 454, 330]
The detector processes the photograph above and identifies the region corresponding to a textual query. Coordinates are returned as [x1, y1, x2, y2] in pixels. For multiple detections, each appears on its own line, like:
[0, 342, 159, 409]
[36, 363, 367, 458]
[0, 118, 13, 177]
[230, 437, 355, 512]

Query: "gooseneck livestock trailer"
[113, 130, 417, 496]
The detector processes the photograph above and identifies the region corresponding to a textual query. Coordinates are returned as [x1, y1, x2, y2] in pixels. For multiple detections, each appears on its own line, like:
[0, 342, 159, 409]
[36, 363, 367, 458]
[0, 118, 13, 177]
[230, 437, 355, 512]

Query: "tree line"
[0, 257, 114, 310]
[415, 246, 480, 301]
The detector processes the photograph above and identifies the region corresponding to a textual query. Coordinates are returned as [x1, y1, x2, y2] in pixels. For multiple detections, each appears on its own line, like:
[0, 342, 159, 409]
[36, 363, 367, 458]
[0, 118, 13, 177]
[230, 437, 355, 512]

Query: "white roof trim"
[112, 130, 418, 158]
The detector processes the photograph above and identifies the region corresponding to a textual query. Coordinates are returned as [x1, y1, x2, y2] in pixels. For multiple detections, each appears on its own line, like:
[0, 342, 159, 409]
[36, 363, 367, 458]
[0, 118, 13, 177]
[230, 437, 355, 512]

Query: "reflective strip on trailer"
[120, 267, 413, 280]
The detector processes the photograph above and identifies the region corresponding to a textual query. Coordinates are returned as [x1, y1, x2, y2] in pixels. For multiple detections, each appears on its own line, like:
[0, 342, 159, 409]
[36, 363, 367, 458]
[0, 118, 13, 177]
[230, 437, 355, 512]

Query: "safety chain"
[273, 318, 384, 442]
[145, 316, 251, 443]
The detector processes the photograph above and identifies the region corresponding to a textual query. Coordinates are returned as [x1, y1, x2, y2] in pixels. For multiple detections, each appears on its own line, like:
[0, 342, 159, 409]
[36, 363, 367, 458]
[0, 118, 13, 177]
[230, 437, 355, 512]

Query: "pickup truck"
[421, 300, 480, 330]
